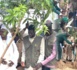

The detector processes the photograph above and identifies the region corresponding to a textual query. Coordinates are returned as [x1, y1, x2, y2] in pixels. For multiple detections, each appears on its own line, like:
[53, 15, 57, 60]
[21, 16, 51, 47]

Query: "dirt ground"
[56, 60, 77, 70]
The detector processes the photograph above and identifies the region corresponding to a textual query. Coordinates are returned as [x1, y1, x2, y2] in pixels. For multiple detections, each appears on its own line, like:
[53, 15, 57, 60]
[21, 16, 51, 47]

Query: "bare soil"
[56, 60, 77, 70]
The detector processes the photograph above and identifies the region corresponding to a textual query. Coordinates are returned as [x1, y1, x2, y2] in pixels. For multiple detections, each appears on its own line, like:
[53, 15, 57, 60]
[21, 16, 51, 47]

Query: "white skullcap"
[1, 24, 9, 31]
[1, 24, 12, 37]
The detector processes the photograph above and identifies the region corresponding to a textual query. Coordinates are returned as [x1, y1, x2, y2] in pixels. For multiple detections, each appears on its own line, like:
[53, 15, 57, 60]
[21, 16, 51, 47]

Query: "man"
[42, 20, 57, 70]
[21, 25, 45, 70]
[0, 25, 19, 70]
[10, 22, 29, 70]
[59, 17, 68, 33]
[55, 16, 68, 33]
[56, 32, 74, 61]
[34, 20, 57, 70]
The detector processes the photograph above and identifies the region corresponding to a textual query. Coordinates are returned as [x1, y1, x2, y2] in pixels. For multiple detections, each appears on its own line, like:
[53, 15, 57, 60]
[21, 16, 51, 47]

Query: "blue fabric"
[42, 66, 50, 70]
[42, 66, 55, 70]
[73, 20, 77, 27]
[57, 44, 62, 60]
[14, 34, 20, 43]
[72, 11, 77, 27]
[72, 48, 76, 62]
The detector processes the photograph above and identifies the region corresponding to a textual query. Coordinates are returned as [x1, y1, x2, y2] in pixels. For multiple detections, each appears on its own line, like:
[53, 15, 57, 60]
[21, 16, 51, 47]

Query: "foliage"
[0, 0, 27, 9]
[1, 0, 53, 35]
[36, 24, 48, 36]
[25, 0, 53, 35]
[68, 27, 77, 43]
[4, 4, 27, 28]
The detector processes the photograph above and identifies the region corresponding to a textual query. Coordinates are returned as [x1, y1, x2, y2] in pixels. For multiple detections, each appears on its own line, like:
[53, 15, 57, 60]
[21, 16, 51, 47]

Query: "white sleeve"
[21, 42, 26, 62]
[11, 41, 19, 66]
[66, 18, 74, 27]
[37, 38, 45, 63]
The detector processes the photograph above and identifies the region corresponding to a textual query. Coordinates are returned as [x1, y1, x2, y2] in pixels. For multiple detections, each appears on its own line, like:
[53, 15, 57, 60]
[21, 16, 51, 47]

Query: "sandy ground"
[56, 60, 77, 70]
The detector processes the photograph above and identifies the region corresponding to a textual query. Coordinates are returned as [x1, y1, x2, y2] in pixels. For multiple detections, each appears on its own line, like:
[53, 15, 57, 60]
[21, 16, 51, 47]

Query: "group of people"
[0, 0, 77, 70]
[0, 21, 57, 70]
[19, 20, 57, 70]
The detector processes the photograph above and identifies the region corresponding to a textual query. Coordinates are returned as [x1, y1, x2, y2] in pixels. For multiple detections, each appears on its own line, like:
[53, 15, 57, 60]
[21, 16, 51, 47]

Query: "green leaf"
[45, 0, 51, 7]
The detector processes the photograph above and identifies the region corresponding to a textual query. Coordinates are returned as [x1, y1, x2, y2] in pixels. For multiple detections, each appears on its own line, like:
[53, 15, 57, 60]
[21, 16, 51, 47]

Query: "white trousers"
[24, 66, 42, 70]
[0, 64, 17, 70]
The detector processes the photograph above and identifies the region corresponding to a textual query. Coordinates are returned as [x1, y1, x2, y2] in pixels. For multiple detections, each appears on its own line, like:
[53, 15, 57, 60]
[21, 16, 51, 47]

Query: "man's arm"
[10, 41, 19, 66]
[66, 18, 74, 27]
[34, 37, 56, 70]
[20, 22, 29, 37]
[41, 42, 56, 65]
[64, 36, 72, 45]
[33, 38, 45, 70]
[21, 42, 26, 67]
[53, 7, 60, 15]
[37, 38, 45, 63]
[33, 42, 56, 69]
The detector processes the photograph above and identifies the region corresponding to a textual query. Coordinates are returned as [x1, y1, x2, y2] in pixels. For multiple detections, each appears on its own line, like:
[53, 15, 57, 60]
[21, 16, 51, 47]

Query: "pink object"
[41, 43, 56, 68]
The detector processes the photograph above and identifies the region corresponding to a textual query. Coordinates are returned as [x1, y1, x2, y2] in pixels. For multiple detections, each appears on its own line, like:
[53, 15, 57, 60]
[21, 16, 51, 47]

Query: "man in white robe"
[0, 25, 19, 70]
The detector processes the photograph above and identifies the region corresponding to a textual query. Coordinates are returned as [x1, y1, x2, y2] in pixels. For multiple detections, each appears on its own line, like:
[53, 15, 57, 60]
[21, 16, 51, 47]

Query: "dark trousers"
[56, 42, 62, 61]
[42, 66, 50, 70]
[58, 45, 62, 60]
[16, 63, 21, 68]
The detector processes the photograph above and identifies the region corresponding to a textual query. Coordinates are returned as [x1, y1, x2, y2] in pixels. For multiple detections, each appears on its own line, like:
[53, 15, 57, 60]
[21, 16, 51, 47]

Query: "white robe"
[0, 35, 19, 70]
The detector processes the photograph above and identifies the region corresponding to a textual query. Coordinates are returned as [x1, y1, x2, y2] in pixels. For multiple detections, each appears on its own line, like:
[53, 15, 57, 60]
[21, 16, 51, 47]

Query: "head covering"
[45, 20, 52, 30]
[46, 20, 52, 24]
[1, 24, 9, 32]
[45, 20, 52, 27]
[62, 16, 68, 23]
[28, 24, 35, 30]
[1, 24, 7, 30]
[0, 24, 12, 38]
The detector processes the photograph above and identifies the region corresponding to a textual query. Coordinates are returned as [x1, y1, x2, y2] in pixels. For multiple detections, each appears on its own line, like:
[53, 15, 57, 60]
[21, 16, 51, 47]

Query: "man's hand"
[1, 59, 7, 65]
[26, 21, 29, 28]
[34, 63, 42, 70]
[21, 62, 25, 67]
[33, 68, 37, 70]
[8, 60, 14, 67]
[23, 21, 29, 31]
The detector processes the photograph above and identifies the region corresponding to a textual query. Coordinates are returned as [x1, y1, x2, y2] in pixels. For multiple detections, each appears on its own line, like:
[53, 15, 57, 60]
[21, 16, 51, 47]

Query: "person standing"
[0, 25, 19, 70]
[33, 20, 57, 70]
[56, 32, 74, 61]
[21, 25, 45, 70]
[42, 21, 57, 70]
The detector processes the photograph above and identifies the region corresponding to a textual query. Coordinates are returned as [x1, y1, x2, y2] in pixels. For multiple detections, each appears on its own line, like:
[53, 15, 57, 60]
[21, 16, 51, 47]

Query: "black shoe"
[63, 61, 66, 63]
[68, 59, 72, 62]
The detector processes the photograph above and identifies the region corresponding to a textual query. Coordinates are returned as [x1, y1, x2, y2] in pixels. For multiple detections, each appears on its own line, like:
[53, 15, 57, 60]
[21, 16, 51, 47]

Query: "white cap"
[1, 24, 8, 31]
